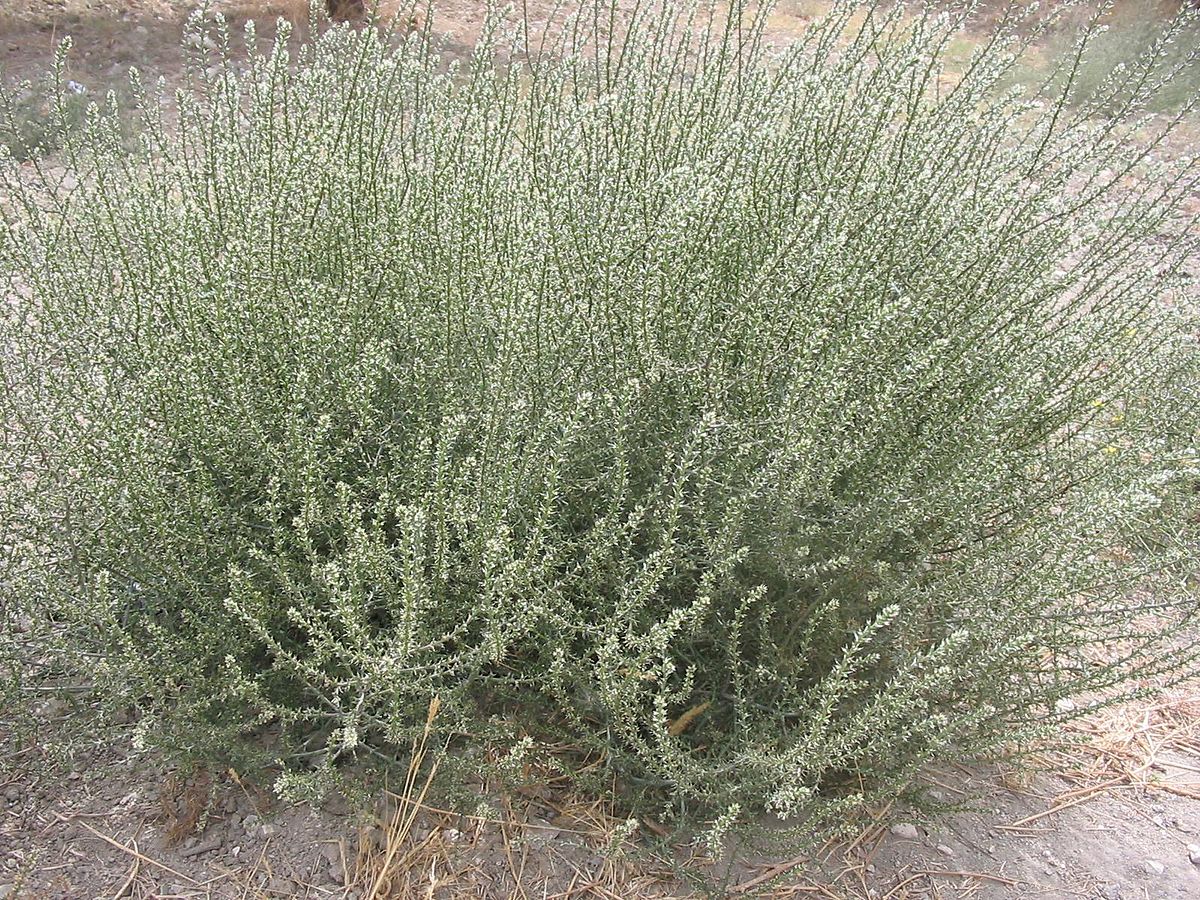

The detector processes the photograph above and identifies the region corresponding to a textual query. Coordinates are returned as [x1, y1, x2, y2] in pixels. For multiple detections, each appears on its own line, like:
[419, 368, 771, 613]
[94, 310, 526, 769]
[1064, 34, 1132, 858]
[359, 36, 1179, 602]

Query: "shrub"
[2, 0, 1198, 838]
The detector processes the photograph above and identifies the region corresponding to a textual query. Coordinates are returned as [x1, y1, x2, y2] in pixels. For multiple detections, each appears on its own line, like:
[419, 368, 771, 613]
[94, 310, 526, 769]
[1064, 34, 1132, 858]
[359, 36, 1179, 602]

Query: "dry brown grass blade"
[911, 869, 1019, 886]
[364, 697, 442, 900]
[109, 845, 140, 900]
[668, 702, 711, 737]
[731, 852, 811, 894]
[997, 776, 1126, 830]
[160, 771, 213, 847]
[58, 815, 200, 886]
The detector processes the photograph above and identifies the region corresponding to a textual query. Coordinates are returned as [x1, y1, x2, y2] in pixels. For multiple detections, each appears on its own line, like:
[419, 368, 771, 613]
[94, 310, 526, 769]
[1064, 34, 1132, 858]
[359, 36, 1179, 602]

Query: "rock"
[889, 822, 920, 840]
[0, 883, 12, 899]
[39, 698, 70, 720]
[3, 786, 21, 803]
[179, 837, 223, 859]
[1143, 859, 1165, 876]
[223, 797, 238, 814]
[936, 844, 955, 857]
[1054, 698, 1076, 713]
[321, 843, 343, 868]
[260, 823, 280, 838]
[241, 814, 260, 832]
[1188, 843, 1200, 866]
[321, 792, 351, 816]
[1098, 885, 1122, 900]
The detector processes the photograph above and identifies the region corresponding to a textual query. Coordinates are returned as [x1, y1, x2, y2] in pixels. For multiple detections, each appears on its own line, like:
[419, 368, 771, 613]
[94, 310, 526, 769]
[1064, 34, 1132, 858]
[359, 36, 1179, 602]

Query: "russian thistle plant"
[2, 0, 1198, 836]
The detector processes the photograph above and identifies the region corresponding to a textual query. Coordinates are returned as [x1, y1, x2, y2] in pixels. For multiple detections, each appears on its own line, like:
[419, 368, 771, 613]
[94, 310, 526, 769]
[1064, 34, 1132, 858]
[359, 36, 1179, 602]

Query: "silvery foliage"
[1, 0, 1198, 835]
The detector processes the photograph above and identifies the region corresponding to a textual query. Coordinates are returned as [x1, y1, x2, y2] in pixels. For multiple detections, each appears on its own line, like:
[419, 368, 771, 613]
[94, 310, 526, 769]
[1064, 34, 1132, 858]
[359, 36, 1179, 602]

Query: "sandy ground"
[3, 684, 1200, 898]
[2, 1, 1199, 897]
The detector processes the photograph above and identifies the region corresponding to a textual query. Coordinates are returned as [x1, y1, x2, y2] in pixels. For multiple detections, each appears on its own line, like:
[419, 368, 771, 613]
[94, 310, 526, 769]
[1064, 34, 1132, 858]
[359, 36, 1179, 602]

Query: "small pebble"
[936, 844, 955, 857]
[321, 843, 343, 867]
[1054, 698, 1076, 713]
[1187, 843, 1200, 866]
[1144, 859, 1165, 876]
[1041, 850, 1065, 869]
[0, 883, 12, 899]
[889, 822, 920, 840]
[3, 786, 20, 804]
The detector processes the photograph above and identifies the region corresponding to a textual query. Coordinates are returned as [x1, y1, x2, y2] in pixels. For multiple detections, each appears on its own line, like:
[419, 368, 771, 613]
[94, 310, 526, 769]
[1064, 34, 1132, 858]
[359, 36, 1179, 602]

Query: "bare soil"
[4, 684, 1200, 898]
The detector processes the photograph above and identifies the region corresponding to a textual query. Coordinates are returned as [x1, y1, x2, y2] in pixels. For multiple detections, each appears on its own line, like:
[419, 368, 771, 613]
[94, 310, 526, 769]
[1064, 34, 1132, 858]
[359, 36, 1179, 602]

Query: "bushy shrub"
[2, 0, 1198, 837]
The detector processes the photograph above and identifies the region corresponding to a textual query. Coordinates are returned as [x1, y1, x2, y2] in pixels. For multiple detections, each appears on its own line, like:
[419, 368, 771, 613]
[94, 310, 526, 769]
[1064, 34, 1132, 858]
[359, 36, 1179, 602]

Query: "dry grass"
[1058, 680, 1200, 802]
[347, 752, 693, 898]
[72, 671, 1197, 898]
